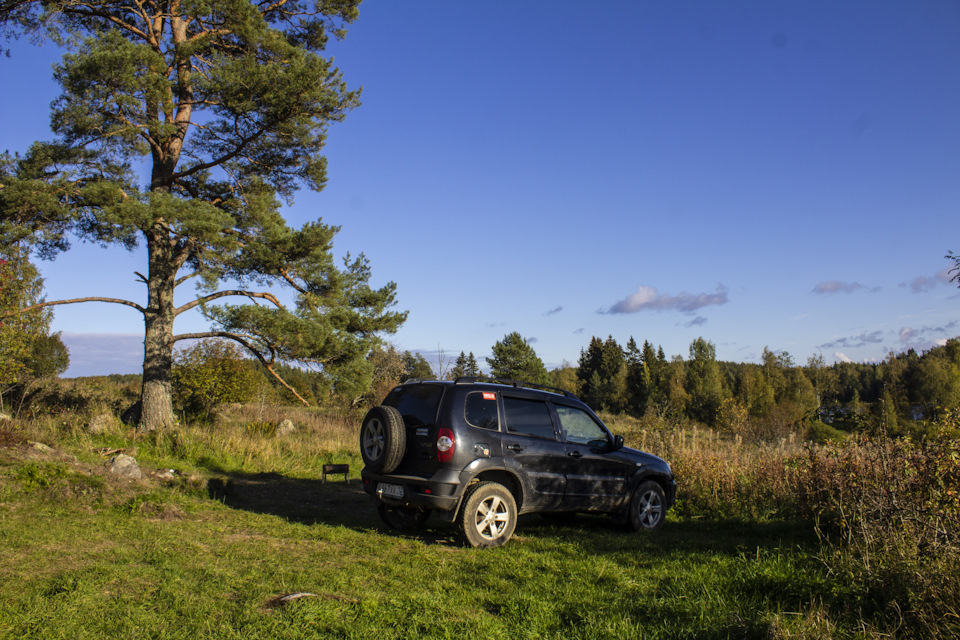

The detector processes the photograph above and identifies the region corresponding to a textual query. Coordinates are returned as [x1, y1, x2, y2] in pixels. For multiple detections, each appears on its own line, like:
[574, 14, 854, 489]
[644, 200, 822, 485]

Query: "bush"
[805, 420, 847, 444]
[797, 435, 960, 638]
[172, 340, 262, 423]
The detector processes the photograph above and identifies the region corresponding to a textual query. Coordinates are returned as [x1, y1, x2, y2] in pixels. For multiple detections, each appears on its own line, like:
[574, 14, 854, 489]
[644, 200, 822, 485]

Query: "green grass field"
[1, 409, 956, 639]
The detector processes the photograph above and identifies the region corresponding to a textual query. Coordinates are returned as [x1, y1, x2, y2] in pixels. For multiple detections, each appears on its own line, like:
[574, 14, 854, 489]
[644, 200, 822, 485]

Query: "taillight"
[437, 427, 456, 463]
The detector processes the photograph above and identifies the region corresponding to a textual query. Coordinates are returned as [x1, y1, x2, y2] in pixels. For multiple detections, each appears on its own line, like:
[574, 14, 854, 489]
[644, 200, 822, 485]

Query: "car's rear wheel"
[359, 405, 405, 473]
[458, 481, 517, 548]
[628, 480, 666, 531]
[378, 503, 431, 531]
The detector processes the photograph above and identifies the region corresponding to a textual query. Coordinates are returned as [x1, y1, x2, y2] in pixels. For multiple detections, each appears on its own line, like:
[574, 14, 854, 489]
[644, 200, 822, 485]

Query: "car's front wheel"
[458, 481, 517, 548]
[628, 480, 666, 531]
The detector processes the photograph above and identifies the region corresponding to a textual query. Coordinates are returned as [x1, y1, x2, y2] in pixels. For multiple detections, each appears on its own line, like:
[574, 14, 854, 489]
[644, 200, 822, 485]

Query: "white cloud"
[834, 352, 853, 363]
[902, 268, 953, 293]
[603, 284, 729, 314]
[812, 280, 879, 294]
[897, 321, 959, 352]
[818, 330, 885, 350]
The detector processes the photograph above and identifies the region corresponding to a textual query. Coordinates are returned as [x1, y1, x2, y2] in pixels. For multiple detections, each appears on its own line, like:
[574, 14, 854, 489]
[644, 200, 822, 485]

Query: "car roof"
[400, 377, 579, 400]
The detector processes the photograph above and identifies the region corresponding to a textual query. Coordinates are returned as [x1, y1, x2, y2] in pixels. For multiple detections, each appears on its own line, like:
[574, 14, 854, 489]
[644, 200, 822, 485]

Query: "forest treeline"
[563, 335, 960, 440]
[15, 324, 956, 441]
[224, 333, 960, 441]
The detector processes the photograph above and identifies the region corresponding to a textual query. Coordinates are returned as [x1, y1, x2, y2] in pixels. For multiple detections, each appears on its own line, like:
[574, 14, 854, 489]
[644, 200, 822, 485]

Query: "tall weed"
[605, 414, 806, 521]
[796, 435, 960, 638]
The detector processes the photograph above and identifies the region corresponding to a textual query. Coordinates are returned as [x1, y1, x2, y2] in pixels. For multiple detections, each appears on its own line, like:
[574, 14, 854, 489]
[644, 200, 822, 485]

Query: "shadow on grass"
[205, 469, 462, 545]
[207, 470, 374, 527]
[205, 468, 819, 555]
[522, 511, 820, 554]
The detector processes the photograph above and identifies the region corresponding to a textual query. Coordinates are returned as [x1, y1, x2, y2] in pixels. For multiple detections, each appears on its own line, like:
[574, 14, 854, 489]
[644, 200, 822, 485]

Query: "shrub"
[797, 435, 960, 638]
[805, 420, 847, 444]
[172, 340, 262, 422]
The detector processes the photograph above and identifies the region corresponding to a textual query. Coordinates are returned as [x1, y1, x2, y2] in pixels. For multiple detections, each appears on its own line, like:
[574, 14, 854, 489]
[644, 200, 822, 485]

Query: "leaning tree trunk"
[138, 226, 179, 431]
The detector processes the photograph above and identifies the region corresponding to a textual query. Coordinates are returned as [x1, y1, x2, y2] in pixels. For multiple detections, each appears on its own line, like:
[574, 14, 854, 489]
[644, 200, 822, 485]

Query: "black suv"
[359, 378, 676, 548]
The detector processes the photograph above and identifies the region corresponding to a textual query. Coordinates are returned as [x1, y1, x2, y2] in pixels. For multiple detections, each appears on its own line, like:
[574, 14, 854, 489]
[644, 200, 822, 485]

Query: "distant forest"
[266, 335, 960, 440]
[555, 335, 960, 439]
[90, 335, 960, 440]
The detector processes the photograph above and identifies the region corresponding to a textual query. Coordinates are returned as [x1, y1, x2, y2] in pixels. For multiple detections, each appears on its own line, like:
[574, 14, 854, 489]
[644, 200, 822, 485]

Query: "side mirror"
[611, 434, 624, 451]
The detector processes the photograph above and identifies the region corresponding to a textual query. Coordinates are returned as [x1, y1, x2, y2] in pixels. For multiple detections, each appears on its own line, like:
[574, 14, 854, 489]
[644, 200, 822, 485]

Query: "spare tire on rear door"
[359, 405, 406, 473]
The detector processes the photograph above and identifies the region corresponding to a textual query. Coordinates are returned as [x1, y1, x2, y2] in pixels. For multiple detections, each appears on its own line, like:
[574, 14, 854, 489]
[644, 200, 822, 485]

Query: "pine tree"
[450, 352, 469, 379]
[466, 352, 480, 377]
[0, 0, 405, 429]
[597, 335, 627, 412]
[577, 336, 604, 406]
[402, 352, 435, 382]
[451, 351, 481, 379]
[625, 337, 650, 416]
[486, 332, 548, 384]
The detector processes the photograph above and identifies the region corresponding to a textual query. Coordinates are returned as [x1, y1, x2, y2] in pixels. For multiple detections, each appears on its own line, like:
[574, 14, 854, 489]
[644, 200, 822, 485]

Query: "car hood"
[620, 446, 672, 471]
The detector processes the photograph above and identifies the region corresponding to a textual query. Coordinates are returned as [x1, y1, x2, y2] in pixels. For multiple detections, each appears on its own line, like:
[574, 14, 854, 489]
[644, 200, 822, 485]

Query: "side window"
[502, 397, 557, 440]
[555, 405, 609, 447]
[465, 391, 499, 430]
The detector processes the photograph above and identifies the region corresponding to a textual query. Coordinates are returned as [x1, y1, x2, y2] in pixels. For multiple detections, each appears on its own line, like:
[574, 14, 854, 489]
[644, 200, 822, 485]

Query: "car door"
[500, 394, 567, 510]
[553, 403, 633, 512]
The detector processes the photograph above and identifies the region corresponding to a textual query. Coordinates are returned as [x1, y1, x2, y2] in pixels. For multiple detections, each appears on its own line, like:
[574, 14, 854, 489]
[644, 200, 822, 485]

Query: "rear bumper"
[360, 468, 461, 512]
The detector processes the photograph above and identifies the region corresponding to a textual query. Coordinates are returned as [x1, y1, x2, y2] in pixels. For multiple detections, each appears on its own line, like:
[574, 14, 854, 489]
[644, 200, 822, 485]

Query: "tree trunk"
[138, 226, 178, 431]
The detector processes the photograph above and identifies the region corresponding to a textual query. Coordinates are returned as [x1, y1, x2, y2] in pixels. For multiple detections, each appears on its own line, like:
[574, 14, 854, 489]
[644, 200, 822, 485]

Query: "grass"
[1, 408, 957, 638]
[0, 487, 833, 639]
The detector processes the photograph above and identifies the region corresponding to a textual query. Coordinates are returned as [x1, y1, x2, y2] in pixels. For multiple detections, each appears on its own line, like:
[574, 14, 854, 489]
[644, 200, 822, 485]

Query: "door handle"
[507, 444, 523, 452]
[567, 450, 583, 459]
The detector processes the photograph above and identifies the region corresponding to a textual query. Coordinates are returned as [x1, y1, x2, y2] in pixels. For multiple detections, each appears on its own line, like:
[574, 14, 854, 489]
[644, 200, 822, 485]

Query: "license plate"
[377, 482, 404, 499]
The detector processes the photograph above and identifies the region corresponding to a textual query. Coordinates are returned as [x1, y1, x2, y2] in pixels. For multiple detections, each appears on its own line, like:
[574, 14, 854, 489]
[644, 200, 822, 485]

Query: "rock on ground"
[276, 419, 296, 437]
[109, 454, 142, 480]
[87, 414, 116, 435]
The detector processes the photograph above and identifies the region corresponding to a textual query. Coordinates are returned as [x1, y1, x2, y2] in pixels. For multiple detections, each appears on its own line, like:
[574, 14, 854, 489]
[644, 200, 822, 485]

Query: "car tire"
[378, 503, 431, 531]
[359, 405, 405, 473]
[458, 481, 517, 548]
[628, 480, 666, 531]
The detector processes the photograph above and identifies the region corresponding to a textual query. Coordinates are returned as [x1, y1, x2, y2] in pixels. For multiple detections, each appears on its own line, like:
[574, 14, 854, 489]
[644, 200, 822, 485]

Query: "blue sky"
[2, 0, 959, 377]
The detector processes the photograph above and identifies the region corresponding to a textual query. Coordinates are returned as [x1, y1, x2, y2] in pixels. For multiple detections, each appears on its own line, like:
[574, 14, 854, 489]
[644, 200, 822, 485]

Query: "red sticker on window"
[482, 392, 496, 401]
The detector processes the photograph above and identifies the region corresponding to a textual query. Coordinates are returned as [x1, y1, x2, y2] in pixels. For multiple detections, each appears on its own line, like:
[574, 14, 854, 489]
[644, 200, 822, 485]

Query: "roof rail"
[454, 376, 578, 399]
[400, 378, 439, 385]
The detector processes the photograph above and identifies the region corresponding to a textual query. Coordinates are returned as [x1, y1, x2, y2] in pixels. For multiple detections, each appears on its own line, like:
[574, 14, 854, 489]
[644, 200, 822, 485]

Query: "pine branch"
[174, 289, 283, 316]
[1, 296, 145, 318]
[173, 330, 310, 406]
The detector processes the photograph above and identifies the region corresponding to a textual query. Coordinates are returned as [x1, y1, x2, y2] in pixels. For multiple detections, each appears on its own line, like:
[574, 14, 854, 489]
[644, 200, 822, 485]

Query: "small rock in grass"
[109, 454, 142, 480]
[87, 414, 116, 435]
[275, 419, 296, 437]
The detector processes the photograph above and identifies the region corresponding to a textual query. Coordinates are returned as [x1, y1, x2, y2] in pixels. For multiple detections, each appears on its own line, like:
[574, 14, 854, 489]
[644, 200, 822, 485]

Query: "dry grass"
[11, 400, 360, 481]
[794, 435, 960, 638]
[604, 414, 807, 521]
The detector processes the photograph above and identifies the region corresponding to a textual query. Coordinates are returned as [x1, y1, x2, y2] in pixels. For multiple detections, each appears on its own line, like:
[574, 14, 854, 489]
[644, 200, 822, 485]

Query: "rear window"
[465, 391, 499, 430]
[383, 384, 444, 427]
